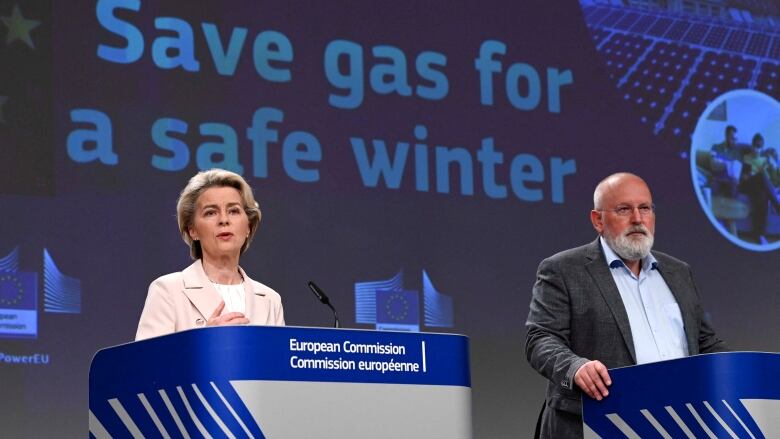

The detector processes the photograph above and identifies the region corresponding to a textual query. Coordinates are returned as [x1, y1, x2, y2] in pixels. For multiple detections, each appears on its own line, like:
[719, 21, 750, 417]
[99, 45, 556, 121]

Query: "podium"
[89, 326, 471, 438]
[583, 352, 780, 438]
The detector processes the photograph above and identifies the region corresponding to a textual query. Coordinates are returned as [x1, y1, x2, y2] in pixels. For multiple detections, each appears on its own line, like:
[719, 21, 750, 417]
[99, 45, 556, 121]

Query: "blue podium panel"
[89, 326, 471, 438]
[583, 352, 780, 438]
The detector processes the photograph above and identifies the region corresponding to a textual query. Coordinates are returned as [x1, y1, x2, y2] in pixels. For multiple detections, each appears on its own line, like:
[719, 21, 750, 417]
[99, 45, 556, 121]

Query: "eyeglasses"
[601, 204, 655, 217]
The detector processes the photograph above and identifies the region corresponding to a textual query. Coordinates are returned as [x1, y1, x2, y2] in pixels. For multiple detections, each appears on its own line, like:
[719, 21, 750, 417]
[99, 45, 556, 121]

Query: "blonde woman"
[136, 169, 284, 340]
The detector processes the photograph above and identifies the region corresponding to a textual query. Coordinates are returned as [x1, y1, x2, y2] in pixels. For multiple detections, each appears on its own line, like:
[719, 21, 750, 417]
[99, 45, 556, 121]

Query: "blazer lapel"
[181, 260, 223, 321]
[584, 239, 637, 363]
[654, 260, 698, 355]
[239, 266, 270, 323]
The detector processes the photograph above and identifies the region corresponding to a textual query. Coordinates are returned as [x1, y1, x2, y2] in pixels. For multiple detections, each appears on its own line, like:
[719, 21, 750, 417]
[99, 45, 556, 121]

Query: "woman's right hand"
[207, 300, 250, 326]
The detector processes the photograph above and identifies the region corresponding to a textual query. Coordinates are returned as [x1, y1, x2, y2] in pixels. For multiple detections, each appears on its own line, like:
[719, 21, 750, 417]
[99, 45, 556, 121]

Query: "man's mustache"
[624, 226, 649, 236]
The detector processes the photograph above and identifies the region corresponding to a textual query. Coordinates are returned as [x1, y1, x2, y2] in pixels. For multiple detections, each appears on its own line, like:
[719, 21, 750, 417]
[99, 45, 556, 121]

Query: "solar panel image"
[581, 2, 780, 147]
[745, 33, 771, 57]
[630, 14, 658, 33]
[683, 23, 710, 45]
[615, 11, 642, 31]
[648, 17, 674, 37]
[599, 33, 652, 80]
[756, 62, 780, 94]
[591, 28, 612, 46]
[723, 29, 750, 52]
[666, 53, 755, 137]
[622, 42, 700, 129]
[768, 36, 780, 59]
[665, 20, 693, 40]
[702, 26, 729, 48]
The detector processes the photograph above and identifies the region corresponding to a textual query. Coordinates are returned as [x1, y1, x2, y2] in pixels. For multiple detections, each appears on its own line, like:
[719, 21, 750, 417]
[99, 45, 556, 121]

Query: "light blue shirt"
[600, 237, 689, 364]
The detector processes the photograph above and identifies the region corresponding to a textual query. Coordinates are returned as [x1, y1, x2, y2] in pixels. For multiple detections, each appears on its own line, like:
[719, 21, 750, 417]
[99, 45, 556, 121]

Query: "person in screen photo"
[135, 168, 284, 340]
[709, 124, 744, 198]
[739, 133, 780, 244]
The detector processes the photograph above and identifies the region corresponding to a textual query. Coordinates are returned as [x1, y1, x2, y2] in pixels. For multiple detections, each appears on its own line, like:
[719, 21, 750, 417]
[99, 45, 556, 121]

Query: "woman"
[135, 169, 284, 340]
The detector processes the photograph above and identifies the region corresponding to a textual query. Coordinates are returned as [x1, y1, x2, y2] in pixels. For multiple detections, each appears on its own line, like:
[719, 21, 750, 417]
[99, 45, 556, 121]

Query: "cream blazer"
[135, 260, 284, 340]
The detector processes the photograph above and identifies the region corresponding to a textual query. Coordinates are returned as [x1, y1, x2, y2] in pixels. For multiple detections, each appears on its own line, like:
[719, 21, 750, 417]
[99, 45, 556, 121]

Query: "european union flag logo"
[0, 270, 38, 338]
[354, 269, 454, 332]
[43, 248, 81, 313]
[0, 271, 36, 309]
[354, 270, 404, 324]
[423, 270, 454, 327]
[376, 289, 419, 332]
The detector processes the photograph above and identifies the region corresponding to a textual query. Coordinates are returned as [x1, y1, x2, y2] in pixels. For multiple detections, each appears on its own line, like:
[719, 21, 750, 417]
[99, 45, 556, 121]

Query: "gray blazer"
[525, 239, 726, 438]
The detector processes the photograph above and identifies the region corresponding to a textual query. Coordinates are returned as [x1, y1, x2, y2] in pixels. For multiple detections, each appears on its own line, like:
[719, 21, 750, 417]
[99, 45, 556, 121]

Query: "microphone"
[307, 281, 341, 328]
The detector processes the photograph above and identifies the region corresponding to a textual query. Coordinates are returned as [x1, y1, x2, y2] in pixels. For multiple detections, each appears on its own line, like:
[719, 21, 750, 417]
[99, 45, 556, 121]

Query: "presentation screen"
[1, 1, 779, 436]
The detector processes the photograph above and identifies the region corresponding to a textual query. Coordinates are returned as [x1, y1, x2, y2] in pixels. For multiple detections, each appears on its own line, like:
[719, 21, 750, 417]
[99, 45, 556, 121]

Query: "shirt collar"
[599, 236, 658, 272]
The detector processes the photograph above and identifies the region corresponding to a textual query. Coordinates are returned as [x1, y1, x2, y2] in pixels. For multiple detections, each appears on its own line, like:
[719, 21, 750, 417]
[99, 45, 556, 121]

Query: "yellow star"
[1, 4, 40, 49]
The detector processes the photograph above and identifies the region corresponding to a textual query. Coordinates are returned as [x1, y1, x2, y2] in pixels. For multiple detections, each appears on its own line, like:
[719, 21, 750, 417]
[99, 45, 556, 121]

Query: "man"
[711, 125, 740, 162]
[525, 173, 726, 438]
[710, 125, 744, 198]
[740, 134, 780, 243]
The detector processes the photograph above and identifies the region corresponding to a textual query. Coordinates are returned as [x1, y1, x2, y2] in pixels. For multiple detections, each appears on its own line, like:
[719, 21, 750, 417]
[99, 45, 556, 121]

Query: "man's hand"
[207, 300, 250, 326]
[574, 360, 612, 401]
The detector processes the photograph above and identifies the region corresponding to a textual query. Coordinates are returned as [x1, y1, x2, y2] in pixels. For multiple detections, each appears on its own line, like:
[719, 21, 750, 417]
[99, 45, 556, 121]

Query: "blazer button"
[195, 318, 205, 326]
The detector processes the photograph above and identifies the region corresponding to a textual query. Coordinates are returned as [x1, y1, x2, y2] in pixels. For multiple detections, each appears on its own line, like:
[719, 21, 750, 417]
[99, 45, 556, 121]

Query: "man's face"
[591, 176, 655, 261]
[727, 130, 737, 147]
[753, 137, 764, 150]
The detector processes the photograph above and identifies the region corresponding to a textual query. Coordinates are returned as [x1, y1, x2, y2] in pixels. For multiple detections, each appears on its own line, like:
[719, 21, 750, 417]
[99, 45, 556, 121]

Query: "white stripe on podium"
[703, 400, 738, 438]
[605, 413, 640, 438]
[192, 383, 236, 439]
[88, 409, 111, 439]
[211, 381, 256, 439]
[686, 403, 718, 438]
[137, 393, 171, 439]
[722, 400, 756, 439]
[582, 422, 603, 439]
[640, 409, 672, 438]
[159, 389, 191, 439]
[108, 398, 143, 438]
[177, 385, 212, 438]
[664, 406, 696, 439]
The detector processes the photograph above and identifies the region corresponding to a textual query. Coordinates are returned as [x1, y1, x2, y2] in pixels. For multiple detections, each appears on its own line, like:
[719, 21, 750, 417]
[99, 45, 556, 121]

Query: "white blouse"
[211, 282, 246, 314]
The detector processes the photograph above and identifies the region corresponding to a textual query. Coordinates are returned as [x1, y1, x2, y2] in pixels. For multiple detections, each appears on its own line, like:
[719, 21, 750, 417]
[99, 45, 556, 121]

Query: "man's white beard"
[604, 225, 654, 261]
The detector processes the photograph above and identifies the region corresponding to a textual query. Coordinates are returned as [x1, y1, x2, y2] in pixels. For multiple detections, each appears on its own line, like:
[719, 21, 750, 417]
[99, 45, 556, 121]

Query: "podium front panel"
[583, 352, 780, 438]
[89, 326, 471, 438]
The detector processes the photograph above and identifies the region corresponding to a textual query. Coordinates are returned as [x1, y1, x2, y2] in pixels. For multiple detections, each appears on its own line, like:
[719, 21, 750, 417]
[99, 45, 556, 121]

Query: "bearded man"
[525, 172, 727, 438]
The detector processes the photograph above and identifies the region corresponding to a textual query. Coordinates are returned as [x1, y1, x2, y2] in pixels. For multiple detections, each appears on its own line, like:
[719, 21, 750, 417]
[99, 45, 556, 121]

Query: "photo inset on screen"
[691, 89, 780, 251]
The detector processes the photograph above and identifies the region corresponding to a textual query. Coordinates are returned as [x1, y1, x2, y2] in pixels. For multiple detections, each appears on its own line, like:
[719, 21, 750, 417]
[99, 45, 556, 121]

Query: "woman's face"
[188, 186, 250, 260]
